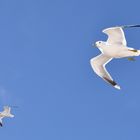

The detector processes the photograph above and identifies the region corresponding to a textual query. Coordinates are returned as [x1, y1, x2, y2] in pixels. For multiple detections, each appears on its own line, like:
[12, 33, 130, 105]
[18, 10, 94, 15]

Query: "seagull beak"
[92, 43, 97, 47]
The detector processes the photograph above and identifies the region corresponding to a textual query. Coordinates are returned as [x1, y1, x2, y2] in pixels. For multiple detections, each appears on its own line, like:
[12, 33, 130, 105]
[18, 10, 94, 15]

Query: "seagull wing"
[3, 106, 11, 114]
[90, 54, 120, 89]
[103, 26, 127, 46]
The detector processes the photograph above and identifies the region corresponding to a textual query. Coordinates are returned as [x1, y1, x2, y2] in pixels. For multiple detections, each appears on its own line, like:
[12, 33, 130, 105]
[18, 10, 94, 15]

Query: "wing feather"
[90, 54, 120, 89]
[103, 27, 127, 46]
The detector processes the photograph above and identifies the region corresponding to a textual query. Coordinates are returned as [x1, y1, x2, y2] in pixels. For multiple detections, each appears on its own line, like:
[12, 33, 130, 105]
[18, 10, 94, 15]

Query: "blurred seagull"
[0, 106, 14, 127]
[90, 25, 140, 90]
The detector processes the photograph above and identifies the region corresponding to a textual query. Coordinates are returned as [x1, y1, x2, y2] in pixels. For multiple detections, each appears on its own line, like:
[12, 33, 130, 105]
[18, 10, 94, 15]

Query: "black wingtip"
[103, 77, 121, 90]
[0, 123, 3, 127]
[122, 24, 140, 29]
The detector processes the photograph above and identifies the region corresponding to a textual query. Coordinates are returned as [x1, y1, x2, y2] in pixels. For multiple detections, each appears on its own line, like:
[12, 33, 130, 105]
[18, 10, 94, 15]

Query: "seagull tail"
[138, 50, 140, 55]
[130, 49, 140, 56]
[135, 50, 140, 56]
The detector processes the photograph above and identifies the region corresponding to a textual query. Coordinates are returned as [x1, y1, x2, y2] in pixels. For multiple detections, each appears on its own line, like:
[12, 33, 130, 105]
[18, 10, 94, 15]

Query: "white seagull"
[90, 25, 140, 90]
[0, 106, 14, 127]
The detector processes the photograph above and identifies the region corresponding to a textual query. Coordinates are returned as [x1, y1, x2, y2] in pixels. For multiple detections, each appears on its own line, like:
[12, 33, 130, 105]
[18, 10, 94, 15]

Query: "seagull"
[0, 106, 14, 127]
[90, 25, 140, 90]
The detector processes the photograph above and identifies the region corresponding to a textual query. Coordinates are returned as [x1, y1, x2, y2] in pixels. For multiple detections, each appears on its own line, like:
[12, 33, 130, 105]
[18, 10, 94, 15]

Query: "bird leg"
[127, 57, 135, 61]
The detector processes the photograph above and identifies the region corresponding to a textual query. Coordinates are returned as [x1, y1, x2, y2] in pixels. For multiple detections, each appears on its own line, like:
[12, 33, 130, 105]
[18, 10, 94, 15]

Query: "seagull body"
[0, 106, 14, 127]
[90, 25, 140, 89]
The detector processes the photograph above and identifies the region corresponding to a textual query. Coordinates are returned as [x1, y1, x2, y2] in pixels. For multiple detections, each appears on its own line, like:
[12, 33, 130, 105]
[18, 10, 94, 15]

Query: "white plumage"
[0, 106, 14, 127]
[90, 25, 140, 89]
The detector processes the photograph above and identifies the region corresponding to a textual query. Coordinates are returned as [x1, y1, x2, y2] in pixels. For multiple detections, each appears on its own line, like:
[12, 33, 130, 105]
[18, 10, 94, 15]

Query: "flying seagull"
[0, 106, 14, 127]
[90, 25, 140, 90]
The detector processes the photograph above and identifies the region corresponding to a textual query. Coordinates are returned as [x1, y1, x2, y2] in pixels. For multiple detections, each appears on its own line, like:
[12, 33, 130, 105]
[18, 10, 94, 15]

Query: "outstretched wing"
[3, 106, 14, 117]
[3, 106, 11, 114]
[103, 24, 140, 46]
[90, 54, 120, 89]
[103, 26, 127, 46]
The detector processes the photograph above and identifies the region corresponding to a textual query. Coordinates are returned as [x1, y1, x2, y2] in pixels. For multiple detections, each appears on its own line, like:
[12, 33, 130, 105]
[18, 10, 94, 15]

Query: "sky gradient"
[1, 0, 140, 140]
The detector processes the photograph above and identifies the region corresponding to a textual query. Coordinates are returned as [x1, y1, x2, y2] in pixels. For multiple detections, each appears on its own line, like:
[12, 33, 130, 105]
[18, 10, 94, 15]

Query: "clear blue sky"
[0, 0, 140, 139]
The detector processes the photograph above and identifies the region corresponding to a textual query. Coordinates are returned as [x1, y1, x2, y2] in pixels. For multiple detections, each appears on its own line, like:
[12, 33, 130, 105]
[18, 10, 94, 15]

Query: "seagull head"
[95, 41, 104, 47]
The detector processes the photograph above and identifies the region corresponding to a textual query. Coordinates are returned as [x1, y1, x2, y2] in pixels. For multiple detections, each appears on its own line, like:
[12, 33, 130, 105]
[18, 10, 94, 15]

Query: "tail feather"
[138, 50, 140, 55]
[129, 49, 140, 56]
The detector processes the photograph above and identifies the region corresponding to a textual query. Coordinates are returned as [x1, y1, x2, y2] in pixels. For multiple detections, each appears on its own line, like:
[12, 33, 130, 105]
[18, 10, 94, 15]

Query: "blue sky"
[1, 0, 140, 139]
